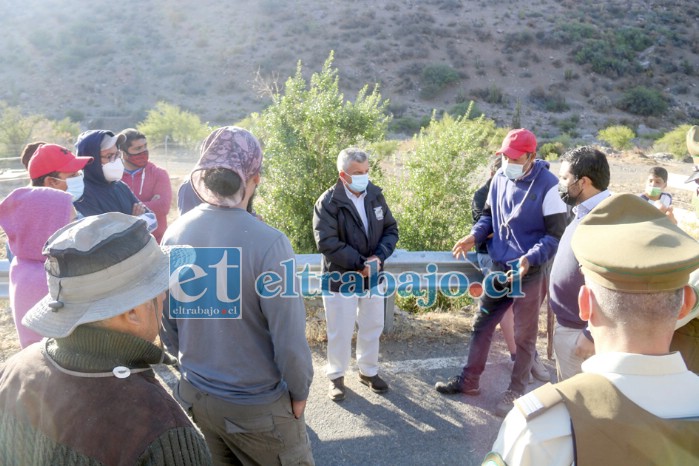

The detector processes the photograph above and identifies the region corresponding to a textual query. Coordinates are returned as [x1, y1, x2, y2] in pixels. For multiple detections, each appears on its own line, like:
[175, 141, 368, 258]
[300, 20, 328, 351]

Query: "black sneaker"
[434, 375, 480, 395]
[359, 373, 389, 393]
[328, 376, 346, 401]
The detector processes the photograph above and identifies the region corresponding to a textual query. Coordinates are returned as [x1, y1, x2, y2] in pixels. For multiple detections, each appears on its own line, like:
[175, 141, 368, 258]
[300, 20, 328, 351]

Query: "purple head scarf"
[190, 126, 263, 207]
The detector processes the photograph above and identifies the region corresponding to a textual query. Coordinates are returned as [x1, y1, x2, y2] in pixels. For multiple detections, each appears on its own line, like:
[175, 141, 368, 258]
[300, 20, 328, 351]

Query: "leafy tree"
[653, 124, 694, 160]
[597, 125, 635, 150]
[31, 117, 81, 148]
[250, 52, 390, 253]
[137, 102, 211, 150]
[383, 108, 503, 251]
[0, 102, 39, 158]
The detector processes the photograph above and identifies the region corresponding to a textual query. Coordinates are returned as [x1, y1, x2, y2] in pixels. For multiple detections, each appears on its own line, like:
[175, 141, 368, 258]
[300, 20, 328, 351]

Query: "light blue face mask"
[65, 173, 85, 201]
[53, 172, 84, 201]
[347, 173, 369, 192]
[502, 158, 524, 180]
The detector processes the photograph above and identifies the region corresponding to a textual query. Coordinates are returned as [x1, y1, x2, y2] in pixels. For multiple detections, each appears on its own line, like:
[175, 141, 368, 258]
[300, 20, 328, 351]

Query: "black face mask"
[558, 179, 580, 206]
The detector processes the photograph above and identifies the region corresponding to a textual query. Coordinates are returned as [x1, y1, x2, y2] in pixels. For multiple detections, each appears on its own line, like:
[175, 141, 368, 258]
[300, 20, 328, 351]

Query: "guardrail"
[0, 251, 483, 333]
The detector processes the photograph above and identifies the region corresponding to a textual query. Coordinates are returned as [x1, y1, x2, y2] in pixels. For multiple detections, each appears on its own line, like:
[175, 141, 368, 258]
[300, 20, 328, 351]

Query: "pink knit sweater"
[0, 187, 74, 347]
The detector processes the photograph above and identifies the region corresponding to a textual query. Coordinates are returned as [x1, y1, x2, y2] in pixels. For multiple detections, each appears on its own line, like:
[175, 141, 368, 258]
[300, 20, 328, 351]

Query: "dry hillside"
[0, 0, 697, 139]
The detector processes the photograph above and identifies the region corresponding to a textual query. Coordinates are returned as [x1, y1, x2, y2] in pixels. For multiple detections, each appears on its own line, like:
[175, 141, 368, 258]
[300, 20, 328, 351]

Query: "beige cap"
[572, 193, 699, 292]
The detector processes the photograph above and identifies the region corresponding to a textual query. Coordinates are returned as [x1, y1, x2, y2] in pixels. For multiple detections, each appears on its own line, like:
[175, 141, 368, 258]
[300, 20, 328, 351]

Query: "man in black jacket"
[313, 147, 399, 401]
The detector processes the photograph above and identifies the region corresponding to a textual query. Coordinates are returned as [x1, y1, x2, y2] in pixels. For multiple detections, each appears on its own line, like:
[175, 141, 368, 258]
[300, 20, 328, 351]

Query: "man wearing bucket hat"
[487, 194, 699, 465]
[437, 129, 568, 417]
[162, 126, 314, 465]
[0, 213, 211, 465]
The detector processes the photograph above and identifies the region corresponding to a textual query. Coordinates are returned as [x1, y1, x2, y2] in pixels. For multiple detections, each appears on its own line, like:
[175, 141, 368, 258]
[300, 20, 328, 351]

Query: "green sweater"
[0, 326, 212, 465]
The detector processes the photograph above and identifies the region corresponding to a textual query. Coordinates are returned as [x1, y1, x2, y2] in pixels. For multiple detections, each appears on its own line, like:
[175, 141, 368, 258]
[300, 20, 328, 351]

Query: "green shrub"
[420, 64, 460, 99]
[388, 116, 431, 135]
[368, 140, 401, 159]
[616, 86, 668, 116]
[65, 109, 85, 123]
[503, 31, 533, 51]
[555, 115, 580, 136]
[0, 102, 38, 158]
[511, 100, 522, 129]
[555, 24, 652, 77]
[472, 86, 506, 105]
[448, 101, 483, 119]
[396, 293, 473, 314]
[382, 112, 503, 251]
[31, 117, 81, 149]
[598, 125, 636, 150]
[137, 102, 211, 150]
[539, 141, 566, 160]
[652, 124, 694, 160]
[528, 87, 569, 112]
[250, 52, 389, 253]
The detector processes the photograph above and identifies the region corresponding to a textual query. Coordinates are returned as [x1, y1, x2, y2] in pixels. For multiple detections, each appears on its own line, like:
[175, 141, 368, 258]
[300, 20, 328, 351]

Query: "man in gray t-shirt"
[162, 126, 314, 466]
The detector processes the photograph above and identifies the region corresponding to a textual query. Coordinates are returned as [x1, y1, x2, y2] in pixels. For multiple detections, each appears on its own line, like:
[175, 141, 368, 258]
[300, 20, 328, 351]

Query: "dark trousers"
[178, 378, 314, 466]
[461, 265, 547, 394]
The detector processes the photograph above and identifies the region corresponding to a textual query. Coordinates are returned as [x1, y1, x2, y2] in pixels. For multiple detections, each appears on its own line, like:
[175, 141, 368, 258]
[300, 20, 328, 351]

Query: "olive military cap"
[572, 193, 699, 292]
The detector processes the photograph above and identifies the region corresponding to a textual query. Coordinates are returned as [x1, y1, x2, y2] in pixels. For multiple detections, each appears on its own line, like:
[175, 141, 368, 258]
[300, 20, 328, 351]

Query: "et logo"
[169, 247, 242, 319]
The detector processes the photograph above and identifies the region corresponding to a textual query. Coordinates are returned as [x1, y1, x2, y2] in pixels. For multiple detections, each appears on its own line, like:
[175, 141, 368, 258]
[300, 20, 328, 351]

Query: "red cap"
[497, 129, 537, 160]
[28, 144, 92, 179]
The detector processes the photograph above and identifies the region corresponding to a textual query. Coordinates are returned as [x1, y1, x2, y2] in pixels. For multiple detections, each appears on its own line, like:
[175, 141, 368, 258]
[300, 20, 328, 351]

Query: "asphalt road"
[304, 338, 553, 466]
[156, 336, 554, 466]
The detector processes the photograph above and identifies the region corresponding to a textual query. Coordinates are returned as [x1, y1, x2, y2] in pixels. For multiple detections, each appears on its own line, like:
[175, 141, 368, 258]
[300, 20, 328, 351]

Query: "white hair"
[337, 147, 368, 173]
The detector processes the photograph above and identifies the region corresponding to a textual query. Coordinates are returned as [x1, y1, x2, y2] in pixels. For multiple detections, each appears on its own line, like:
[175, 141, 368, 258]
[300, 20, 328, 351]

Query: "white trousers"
[323, 288, 384, 380]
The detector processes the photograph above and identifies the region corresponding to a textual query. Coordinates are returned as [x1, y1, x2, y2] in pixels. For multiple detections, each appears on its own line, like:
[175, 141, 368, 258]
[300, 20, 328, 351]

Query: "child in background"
[641, 166, 673, 206]
[640, 166, 676, 224]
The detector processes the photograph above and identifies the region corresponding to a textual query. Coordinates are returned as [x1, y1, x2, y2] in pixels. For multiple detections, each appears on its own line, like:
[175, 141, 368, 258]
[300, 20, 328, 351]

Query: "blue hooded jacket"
[471, 159, 567, 267]
[73, 130, 141, 217]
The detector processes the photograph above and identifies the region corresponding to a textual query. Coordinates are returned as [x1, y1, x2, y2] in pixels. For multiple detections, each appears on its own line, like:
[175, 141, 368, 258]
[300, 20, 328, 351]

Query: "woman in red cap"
[0, 143, 90, 347]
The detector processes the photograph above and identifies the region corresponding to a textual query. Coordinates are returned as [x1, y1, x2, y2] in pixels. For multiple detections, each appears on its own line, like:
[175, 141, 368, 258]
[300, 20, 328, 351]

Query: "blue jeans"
[460, 263, 547, 394]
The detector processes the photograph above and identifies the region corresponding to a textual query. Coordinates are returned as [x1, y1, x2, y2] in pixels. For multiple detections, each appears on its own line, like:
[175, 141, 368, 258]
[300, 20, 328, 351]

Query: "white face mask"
[102, 158, 124, 182]
[65, 172, 85, 201]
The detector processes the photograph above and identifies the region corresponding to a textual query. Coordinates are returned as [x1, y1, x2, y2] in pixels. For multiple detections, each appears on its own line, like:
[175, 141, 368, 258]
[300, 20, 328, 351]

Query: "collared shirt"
[492, 352, 699, 466]
[573, 189, 610, 219]
[343, 183, 369, 235]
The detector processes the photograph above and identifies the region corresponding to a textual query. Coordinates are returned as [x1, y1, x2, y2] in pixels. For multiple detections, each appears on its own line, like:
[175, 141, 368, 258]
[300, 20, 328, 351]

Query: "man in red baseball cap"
[28, 144, 92, 201]
[437, 128, 568, 417]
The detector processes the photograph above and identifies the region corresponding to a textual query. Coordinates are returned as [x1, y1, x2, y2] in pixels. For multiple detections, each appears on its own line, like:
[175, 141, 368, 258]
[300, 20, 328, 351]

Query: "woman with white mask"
[74, 130, 158, 233]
